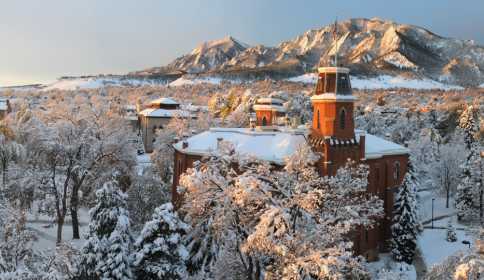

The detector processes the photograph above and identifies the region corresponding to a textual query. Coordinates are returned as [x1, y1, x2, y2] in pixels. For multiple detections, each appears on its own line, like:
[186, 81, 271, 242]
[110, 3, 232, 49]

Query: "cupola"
[149, 97, 180, 110]
[253, 97, 286, 127]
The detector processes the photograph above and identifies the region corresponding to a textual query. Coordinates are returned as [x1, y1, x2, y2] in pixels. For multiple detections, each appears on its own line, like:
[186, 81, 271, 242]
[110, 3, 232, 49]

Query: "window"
[339, 108, 346, 130]
[325, 73, 336, 92]
[337, 73, 351, 94]
[262, 116, 267, 126]
[178, 159, 183, 176]
[317, 110, 321, 129]
[316, 74, 326, 93]
[393, 161, 401, 182]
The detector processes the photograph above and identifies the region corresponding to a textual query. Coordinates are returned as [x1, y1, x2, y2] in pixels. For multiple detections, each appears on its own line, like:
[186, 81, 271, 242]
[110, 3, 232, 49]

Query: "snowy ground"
[418, 190, 455, 223]
[416, 190, 476, 271]
[136, 153, 151, 175]
[168, 76, 225, 87]
[367, 254, 417, 280]
[418, 219, 473, 268]
[287, 73, 464, 90]
[27, 208, 90, 251]
[41, 77, 167, 91]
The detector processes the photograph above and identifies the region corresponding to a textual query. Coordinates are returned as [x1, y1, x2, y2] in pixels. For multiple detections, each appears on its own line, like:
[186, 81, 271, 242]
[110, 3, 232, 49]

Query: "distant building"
[0, 99, 11, 119]
[138, 97, 194, 153]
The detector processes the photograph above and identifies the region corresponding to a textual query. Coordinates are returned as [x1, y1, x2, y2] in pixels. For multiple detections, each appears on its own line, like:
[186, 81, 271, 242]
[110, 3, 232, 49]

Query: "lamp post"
[431, 198, 435, 229]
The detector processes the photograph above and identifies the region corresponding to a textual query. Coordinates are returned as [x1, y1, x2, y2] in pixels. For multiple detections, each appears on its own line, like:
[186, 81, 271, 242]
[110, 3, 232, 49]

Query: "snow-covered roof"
[174, 127, 409, 164]
[311, 93, 357, 101]
[173, 127, 308, 164]
[253, 104, 286, 112]
[318, 67, 350, 74]
[256, 97, 285, 105]
[138, 108, 192, 118]
[149, 97, 179, 105]
[358, 130, 409, 159]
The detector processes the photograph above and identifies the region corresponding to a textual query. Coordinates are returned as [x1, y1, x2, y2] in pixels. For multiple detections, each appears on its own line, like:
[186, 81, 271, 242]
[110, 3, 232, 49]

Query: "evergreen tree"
[446, 220, 457, 242]
[132, 203, 189, 280]
[391, 172, 420, 264]
[78, 181, 133, 280]
[455, 105, 481, 220]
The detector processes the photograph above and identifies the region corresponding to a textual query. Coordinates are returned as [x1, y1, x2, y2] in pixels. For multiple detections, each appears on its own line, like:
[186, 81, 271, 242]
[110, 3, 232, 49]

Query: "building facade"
[138, 97, 194, 153]
[171, 67, 409, 261]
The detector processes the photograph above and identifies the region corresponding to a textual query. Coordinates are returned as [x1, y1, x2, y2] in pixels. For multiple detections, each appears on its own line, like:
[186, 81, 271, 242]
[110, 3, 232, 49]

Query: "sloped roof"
[149, 97, 179, 105]
[174, 127, 307, 164]
[174, 127, 409, 164]
[138, 108, 192, 118]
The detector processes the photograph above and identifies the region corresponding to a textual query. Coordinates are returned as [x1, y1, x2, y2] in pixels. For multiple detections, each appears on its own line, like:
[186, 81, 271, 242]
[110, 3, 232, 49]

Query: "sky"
[1, 0, 483, 87]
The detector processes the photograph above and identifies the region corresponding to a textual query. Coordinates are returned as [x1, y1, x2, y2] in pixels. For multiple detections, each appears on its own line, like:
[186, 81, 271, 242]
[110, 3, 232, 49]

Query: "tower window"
[325, 73, 336, 92]
[339, 108, 346, 130]
[317, 110, 321, 129]
[262, 116, 267, 126]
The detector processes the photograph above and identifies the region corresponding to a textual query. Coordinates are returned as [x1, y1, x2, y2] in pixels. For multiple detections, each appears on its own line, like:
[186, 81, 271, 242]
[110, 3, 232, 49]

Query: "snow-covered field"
[27, 208, 90, 251]
[287, 73, 464, 90]
[169, 76, 224, 87]
[41, 77, 167, 91]
[4, 73, 468, 92]
[367, 254, 417, 280]
[418, 225, 473, 268]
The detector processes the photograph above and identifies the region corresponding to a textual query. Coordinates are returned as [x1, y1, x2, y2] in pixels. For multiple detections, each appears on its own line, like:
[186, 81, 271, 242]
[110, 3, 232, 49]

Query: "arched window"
[393, 161, 401, 182]
[339, 108, 346, 130]
[262, 116, 267, 126]
[317, 110, 321, 129]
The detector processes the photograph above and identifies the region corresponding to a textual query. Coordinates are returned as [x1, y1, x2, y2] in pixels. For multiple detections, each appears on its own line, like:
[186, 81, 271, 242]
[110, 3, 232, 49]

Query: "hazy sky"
[1, 0, 483, 86]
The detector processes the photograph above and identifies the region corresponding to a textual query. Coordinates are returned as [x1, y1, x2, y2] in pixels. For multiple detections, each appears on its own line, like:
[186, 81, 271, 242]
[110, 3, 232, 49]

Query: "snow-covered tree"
[127, 171, 168, 231]
[455, 105, 482, 221]
[425, 250, 484, 280]
[0, 205, 36, 275]
[445, 220, 457, 242]
[132, 203, 189, 279]
[391, 172, 420, 264]
[78, 181, 133, 280]
[179, 142, 383, 279]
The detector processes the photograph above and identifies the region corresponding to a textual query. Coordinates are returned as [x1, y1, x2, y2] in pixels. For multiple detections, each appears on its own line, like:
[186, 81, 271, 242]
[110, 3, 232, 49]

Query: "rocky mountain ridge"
[131, 18, 484, 87]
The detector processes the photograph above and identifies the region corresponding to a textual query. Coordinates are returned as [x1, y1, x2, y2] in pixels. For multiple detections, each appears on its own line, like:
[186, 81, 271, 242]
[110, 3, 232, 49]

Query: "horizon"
[2, 0, 484, 87]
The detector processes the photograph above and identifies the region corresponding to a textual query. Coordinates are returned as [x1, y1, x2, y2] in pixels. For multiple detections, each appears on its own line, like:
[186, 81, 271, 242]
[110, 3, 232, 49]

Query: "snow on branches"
[179, 141, 383, 279]
[132, 203, 189, 280]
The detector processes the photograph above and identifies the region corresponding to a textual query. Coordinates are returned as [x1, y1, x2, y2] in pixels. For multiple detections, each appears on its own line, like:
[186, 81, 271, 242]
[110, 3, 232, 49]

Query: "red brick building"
[172, 66, 409, 260]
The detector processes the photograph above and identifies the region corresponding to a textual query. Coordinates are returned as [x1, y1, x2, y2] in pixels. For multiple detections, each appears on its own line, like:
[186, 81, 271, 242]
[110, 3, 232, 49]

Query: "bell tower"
[309, 66, 364, 176]
[311, 67, 355, 139]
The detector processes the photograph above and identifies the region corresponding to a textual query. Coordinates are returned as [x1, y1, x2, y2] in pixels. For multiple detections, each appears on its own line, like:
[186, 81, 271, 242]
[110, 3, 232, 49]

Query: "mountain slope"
[133, 18, 484, 86]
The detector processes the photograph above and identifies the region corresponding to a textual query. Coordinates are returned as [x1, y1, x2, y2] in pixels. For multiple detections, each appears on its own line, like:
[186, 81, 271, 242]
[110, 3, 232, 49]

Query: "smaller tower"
[253, 97, 286, 127]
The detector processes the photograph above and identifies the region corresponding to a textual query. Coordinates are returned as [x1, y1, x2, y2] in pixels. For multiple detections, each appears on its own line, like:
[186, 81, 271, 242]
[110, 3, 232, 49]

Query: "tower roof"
[318, 67, 350, 74]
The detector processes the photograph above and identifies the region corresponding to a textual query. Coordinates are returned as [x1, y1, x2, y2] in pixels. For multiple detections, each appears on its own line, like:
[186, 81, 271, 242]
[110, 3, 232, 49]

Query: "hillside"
[132, 18, 484, 87]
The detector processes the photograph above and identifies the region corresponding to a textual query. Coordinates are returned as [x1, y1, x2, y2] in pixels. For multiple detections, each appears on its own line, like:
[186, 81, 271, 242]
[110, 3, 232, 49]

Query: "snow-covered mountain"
[132, 18, 484, 86]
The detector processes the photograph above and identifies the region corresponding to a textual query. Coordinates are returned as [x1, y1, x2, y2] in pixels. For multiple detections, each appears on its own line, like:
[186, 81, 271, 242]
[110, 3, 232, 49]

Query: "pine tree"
[446, 220, 457, 242]
[132, 203, 189, 280]
[391, 172, 420, 264]
[455, 105, 481, 220]
[78, 181, 133, 280]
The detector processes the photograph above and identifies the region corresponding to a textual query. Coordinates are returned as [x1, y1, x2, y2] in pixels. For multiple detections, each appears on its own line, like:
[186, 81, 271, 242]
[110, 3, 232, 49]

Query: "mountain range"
[130, 18, 484, 87]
